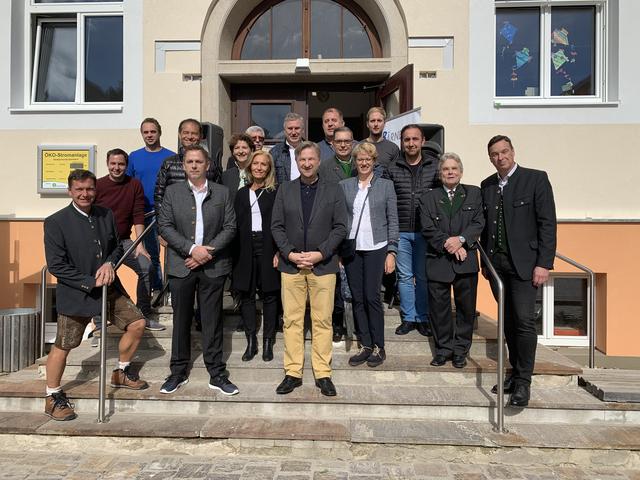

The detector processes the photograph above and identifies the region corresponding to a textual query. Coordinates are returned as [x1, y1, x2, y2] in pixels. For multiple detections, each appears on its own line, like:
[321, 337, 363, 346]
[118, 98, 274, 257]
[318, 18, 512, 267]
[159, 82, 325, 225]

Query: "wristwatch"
[458, 236, 466, 244]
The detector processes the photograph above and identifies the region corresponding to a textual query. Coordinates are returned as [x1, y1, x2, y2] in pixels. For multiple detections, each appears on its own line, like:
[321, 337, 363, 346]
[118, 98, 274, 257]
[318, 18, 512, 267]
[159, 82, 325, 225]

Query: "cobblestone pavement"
[1, 445, 640, 480]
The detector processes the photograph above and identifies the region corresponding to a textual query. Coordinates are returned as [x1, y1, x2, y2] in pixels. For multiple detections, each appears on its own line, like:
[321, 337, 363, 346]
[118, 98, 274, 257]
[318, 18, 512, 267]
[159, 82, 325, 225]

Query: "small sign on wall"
[37, 145, 96, 194]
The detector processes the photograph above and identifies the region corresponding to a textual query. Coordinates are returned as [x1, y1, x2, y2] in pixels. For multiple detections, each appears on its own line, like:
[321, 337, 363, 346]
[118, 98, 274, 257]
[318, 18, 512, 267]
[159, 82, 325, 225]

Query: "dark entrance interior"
[232, 83, 377, 145]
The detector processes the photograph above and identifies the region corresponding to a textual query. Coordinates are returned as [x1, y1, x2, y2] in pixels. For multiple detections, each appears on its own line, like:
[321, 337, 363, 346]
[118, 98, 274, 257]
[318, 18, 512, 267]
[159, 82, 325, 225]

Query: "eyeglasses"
[333, 139, 352, 145]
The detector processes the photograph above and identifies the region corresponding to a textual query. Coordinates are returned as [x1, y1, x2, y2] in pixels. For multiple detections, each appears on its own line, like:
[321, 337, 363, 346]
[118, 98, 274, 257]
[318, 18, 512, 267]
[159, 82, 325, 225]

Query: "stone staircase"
[0, 300, 639, 450]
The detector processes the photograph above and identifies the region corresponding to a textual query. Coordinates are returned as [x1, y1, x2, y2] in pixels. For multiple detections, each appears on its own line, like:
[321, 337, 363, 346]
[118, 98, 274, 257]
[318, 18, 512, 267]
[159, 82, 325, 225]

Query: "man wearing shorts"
[43, 169, 149, 421]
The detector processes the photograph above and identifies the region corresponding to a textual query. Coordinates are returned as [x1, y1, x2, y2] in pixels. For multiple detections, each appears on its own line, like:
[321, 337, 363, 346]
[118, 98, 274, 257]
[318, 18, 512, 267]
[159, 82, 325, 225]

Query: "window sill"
[493, 99, 620, 109]
[9, 104, 123, 114]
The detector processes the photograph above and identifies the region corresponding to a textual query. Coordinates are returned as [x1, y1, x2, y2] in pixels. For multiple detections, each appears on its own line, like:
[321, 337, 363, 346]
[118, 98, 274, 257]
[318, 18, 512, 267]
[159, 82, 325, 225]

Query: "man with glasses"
[246, 125, 265, 151]
[318, 127, 356, 341]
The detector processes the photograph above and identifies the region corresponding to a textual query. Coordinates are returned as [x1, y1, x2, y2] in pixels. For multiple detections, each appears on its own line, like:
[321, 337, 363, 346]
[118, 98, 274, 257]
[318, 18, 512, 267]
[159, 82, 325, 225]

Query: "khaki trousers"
[281, 270, 336, 379]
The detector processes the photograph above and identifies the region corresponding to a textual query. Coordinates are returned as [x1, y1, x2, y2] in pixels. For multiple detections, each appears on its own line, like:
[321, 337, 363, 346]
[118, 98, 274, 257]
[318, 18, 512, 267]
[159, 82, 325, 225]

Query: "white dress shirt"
[188, 180, 208, 254]
[288, 142, 300, 180]
[349, 181, 387, 251]
[249, 188, 262, 232]
[498, 163, 518, 192]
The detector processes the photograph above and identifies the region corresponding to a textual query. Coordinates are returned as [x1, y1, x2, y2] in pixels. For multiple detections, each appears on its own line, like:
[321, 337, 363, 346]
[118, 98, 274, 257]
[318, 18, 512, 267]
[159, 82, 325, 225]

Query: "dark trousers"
[240, 235, 278, 340]
[428, 273, 478, 357]
[169, 270, 226, 379]
[344, 246, 387, 348]
[332, 273, 345, 330]
[489, 252, 538, 386]
[143, 217, 163, 291]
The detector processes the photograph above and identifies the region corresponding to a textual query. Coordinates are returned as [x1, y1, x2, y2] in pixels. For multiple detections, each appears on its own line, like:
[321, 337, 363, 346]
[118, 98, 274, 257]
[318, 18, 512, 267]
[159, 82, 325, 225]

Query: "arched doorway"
[201, 0, 410, 143]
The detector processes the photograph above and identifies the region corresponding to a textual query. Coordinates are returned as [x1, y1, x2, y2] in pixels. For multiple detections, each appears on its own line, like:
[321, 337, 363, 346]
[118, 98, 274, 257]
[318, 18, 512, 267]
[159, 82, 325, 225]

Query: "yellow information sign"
[38, 145, 95, 193]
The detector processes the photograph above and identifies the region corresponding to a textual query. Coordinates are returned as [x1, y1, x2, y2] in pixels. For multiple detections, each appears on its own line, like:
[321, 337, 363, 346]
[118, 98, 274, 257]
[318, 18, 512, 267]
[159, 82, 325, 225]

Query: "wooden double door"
[231, 65, 414, 145]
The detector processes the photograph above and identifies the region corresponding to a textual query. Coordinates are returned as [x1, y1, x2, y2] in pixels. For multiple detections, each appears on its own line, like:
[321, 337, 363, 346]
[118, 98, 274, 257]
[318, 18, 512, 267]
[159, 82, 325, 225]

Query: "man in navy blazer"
[271, 141, 348, 397]
[481, 135, 557, 407]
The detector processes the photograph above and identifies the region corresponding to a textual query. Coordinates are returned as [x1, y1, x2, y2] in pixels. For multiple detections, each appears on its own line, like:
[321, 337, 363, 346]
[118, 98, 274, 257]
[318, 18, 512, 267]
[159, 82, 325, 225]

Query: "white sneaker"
[145, 319, 166, 331]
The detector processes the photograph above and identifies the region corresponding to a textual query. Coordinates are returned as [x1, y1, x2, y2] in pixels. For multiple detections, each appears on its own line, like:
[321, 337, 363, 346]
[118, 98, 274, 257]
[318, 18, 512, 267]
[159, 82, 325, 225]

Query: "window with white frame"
[30, 0, 123, 105]
[534, 274, 590, 346]
[495, 1, 605, 100]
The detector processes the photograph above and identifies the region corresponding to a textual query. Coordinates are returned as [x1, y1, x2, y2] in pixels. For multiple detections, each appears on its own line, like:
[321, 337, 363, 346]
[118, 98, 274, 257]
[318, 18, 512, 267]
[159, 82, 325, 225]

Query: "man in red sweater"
[95, 148, 164, 331]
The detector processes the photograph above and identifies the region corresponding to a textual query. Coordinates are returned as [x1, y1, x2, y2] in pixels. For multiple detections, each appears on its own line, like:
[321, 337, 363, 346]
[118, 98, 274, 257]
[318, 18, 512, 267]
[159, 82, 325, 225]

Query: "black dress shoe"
[430, 354, 449, 367]
[395, 321, 416, 335]
[416, 322, 433, 337]
[491, 375, 515, 394]
[452, 355, 467, 369]
[276, 375, 302, 394]
[241, 334, 258, 362]
[315, 377, 337, 397]
[509, 383, 530, 407]
[262, 338, 274, 362]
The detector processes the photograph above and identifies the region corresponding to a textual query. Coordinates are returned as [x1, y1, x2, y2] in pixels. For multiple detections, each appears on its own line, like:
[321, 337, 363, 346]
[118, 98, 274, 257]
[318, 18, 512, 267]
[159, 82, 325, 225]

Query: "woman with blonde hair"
[232, 150, 280, 361]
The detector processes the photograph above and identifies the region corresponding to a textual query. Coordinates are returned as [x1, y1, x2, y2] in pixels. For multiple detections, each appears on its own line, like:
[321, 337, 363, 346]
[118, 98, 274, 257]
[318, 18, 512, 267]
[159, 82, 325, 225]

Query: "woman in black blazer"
[232, 150, 280, 361]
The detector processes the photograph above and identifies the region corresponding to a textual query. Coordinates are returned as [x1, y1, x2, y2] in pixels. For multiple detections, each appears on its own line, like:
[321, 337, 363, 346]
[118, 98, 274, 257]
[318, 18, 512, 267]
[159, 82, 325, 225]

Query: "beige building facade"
[1, 0, 639, 355]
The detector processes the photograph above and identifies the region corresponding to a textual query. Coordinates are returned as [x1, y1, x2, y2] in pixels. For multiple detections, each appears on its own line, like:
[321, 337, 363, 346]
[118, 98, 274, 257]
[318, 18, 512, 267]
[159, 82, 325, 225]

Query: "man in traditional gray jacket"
[158, 145, 238, 396]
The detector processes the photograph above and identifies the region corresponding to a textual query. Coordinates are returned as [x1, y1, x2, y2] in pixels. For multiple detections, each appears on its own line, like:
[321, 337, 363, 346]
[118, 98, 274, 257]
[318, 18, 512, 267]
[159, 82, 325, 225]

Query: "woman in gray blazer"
[339, 142, 399, 368]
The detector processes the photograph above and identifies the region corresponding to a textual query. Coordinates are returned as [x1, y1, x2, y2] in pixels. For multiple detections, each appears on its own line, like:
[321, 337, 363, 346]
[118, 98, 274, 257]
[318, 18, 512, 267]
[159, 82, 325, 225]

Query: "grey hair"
[294, 140, 320, 160]
[283, 112, 304, 128]
[245, 125, 265, 136]
[438, 152, 464, 173]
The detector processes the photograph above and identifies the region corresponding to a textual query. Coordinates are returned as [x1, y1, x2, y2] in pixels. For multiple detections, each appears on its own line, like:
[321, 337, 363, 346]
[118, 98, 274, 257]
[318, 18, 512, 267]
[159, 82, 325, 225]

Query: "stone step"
[104, 313, 499, 344]
[35, 340, 582, 378]
[579, 368, 640, 403]
[1, 411, 639, 450]
[28, 364, 577, 389]
[0, 376, 637, 426]
[95, 330, 495, 354]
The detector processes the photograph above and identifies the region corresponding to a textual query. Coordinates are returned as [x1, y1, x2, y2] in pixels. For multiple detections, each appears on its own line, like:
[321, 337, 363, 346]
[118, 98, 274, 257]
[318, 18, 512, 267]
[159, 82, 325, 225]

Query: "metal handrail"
[477, 244, 506, 433]
[98, 214, 157, 423]
[555, 252, 596, 368]
[38, 211, 156, 423]
[39, 266, 49, 359]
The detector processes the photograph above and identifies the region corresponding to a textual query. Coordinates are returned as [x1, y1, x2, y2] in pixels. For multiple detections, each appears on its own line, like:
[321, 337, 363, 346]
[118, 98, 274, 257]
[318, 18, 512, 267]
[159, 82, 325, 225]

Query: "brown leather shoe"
[44, 391, 77, 421]
[111, 366, 149, 390]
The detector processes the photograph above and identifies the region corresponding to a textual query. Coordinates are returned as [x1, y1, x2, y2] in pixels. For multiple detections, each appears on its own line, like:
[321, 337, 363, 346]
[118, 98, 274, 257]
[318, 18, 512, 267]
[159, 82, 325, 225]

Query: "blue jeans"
[144, 216, 163, 291]
[397, 232, 428, 322]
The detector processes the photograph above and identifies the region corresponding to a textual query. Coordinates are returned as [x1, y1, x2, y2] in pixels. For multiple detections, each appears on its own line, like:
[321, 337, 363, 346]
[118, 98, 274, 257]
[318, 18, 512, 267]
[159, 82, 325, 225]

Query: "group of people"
[42, 106, 556, 422]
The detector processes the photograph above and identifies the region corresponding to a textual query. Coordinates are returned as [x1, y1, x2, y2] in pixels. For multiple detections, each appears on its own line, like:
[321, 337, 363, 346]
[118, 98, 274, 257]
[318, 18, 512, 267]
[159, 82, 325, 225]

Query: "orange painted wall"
[476, 222, 640, 356]
[0, 220, 140, 310]
[2, 220, 639, 356]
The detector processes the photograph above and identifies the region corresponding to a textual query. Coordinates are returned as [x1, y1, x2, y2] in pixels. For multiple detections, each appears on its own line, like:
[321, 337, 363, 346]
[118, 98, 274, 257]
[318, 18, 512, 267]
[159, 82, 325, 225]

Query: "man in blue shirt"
[127, 118, 175, 294]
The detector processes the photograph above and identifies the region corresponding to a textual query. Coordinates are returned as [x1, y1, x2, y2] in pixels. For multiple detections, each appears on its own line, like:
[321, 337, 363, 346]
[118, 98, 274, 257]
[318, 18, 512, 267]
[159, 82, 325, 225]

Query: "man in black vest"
[481, 135, 557, 407]
[43, 170, 148, 421]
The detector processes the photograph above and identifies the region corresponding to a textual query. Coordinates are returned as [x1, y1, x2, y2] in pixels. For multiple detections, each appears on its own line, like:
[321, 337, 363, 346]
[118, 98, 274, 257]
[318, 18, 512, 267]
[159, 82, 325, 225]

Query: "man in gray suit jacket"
[158, 145, 238, 396]
[271, 141, 348, 397]
[481, 135, 557, 407]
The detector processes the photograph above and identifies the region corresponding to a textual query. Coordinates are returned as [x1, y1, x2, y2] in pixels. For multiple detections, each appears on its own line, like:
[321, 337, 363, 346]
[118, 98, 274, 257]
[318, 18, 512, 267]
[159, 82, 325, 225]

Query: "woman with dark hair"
[232, 150, 280, 361]
[340, 142, 399, 368]
[222, 133, 255, 204]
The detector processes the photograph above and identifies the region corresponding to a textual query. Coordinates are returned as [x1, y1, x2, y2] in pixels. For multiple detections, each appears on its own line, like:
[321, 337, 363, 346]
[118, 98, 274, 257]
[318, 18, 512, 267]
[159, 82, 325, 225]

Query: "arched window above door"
[232, 0, 382, 60]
